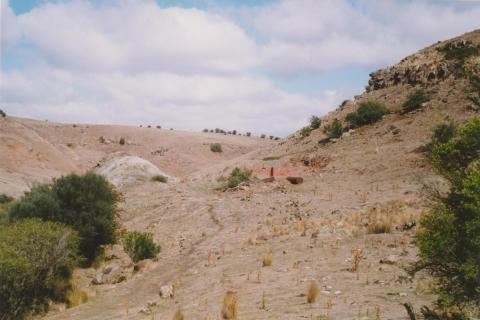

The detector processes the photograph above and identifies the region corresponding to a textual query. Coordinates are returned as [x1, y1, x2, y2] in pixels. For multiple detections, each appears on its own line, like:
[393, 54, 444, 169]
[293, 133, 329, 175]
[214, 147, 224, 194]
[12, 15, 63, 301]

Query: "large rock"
[96, 155, 174, 187]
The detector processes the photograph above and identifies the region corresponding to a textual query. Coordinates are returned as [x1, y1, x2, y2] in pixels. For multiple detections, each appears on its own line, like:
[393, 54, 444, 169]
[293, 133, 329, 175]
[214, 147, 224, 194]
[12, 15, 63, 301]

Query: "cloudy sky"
[1, 0, 479, 136]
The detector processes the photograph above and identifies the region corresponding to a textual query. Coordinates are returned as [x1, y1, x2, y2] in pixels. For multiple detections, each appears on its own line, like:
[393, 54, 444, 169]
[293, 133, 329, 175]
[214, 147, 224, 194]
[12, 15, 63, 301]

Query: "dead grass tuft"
[262, 253, 272, 267]
[67, 288, 88, 308]
[172, 307, 184, 320]
[350, 248, 364, 272]
[307, 281, 318, 303]
[221, 291, 238, 319]
[343, 200, 423, 236]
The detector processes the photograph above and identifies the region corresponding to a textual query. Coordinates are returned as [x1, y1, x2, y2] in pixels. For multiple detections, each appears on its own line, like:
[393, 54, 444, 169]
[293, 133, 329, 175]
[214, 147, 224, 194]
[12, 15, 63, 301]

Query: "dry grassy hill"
[0, 117, 272, 196]
[1, 29, 479, 320]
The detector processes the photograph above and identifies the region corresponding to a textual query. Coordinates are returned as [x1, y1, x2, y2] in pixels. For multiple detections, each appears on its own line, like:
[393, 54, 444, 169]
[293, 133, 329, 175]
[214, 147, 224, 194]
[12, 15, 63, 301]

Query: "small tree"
[122, 231, 160, 262]
[309, 116, 322, 129]
[210, 143, 222, 153]
[119, 137, 125, 145]
[260, 134, 266, 139]
[9, 172, 120, 264]
[0, 109, 6, 117]
[412, 116, 480, 317]
[323, 119, 343, 139]
[402, 88, 430, 113]
[346, 100, 389, 127]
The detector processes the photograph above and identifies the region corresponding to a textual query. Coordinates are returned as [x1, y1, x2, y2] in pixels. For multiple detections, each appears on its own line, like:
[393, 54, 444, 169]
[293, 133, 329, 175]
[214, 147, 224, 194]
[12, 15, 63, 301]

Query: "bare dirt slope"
[0, 117, 271, 196]
[1, 29, 479, 320]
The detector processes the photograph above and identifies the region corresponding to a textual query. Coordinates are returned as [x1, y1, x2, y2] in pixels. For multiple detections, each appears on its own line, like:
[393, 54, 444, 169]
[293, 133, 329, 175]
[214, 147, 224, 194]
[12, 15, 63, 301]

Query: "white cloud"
[1, 0, 21, 50]
[16, 0, 258, 74]
[1, 67, 333, 135]
[254, 0, 480, 75]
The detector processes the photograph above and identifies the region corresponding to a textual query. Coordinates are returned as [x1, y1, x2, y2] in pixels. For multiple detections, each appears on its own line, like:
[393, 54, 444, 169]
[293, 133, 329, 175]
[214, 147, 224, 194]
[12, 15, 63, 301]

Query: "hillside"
[0, 117, 271, 196]
[1, 29, 479, 319]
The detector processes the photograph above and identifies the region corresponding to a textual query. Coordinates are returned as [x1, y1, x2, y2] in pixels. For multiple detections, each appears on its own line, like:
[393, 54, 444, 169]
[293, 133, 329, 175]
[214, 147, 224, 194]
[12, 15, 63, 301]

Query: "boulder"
[286, 177, 304, 184]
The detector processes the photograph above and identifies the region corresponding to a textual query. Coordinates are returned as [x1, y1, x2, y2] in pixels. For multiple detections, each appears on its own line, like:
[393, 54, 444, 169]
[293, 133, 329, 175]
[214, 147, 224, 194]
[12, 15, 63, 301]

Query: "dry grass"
[298, 220, 307, 236]
[66, 288, 88, 308]
[172, 307, 184, 320]
[343, 200, 423, 236]
[262, 252, 272, 267]
[307, 281, 318, 303]
[221, 291, 238, 319]
[350, 248, 364, 272]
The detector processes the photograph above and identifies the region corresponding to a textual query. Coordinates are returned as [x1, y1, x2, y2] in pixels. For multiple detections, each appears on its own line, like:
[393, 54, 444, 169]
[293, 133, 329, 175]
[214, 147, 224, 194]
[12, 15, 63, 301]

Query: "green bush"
[299, 126, 312, 138]
[0, 109, 5, 117]
[9, 172, 120, 264]
[414, 116, 480, 315]
[119, 137, 125, 145]
[210, 143, 223, 153]
[0, 219, 80, 319]
[323, 119, 343, 139]
[402, 88, 430, 113]
[260, 134, 266, 139]
[438, 41, 480, 63]
[309, 116, 322, 129]
[0, 194, 13, 204]
[467, 73, 480, 108]
[151, 175, 168, 183]
[432, 122, 457, 147]
[226, 167, 252, 189]
[430, 116, 480, 182]
[346, 100, 389, 127]
[122, 231, 160, 262]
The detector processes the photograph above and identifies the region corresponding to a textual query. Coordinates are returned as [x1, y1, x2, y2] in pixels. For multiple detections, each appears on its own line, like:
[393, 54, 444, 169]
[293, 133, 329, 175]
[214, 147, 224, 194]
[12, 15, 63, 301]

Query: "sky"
[1, 0, 480, 136]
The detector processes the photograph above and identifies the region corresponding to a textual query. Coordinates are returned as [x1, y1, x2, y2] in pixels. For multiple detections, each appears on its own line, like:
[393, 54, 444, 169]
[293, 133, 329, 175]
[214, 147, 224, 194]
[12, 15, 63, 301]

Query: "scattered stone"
[286, 176, 304, 184]
[380, 255, 399, 265]
[159, 284, 175, 298]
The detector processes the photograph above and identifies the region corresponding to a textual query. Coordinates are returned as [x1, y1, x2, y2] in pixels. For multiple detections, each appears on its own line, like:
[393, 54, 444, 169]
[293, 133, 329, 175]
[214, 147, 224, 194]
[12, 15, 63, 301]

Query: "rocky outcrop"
[367, 39, 480, 92]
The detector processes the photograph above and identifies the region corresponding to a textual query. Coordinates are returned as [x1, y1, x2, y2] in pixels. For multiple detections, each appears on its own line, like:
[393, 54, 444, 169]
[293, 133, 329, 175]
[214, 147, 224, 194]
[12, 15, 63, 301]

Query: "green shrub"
[432, 122, 457, 147]
[9, 172, 120, 264]
[346, 100, 389, 127]
[413, 116, 480, 314]
[151, 175, 168, 183]
[430, 116, 480, 182]
[402, 88, 430, 113]
[323, 119, 343, 139]
[0, 109, 5, 117]
[0, 219, 80, 319]
[122, 231, 160, 262]
[246, 132, 251, 137]
[210, 143, 223, 153]
[467, 73, 480, 108]
[438, 41, 480, 63]
[299, 126, 312, 137]
[226, 167, 252, 189]
[260, 134, 266, 139]
[119, 137, 125, 145]
[309, 116, 322, 129]
[0, 194, 13, 204]
[98, 136, 105, 143]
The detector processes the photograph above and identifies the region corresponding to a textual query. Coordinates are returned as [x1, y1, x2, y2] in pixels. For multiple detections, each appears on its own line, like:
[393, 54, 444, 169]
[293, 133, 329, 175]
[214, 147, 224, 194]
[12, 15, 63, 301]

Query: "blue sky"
[2, 0, 480, 135]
